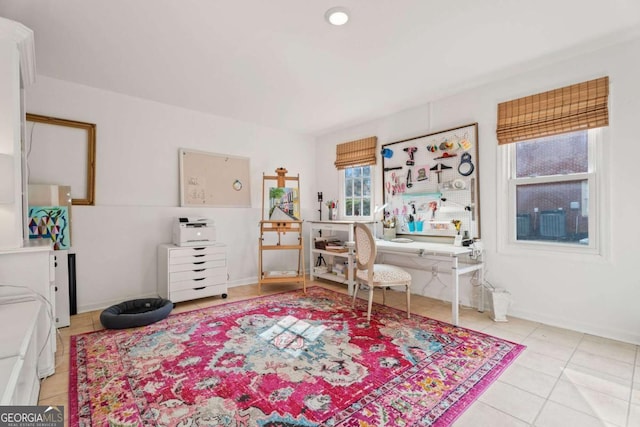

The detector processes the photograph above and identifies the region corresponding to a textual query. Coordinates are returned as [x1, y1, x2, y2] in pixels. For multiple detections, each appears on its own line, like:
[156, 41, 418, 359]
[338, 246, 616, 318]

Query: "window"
[342, 165, 372, 218]
[507, 129, 598, 248]
[497, 76, 609, 254]
[334, 135, 377, 219]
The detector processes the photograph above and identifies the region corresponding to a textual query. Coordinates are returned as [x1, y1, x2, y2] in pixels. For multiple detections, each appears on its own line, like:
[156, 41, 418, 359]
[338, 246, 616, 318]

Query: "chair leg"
[406, 285, 411, 319]
[367, 286, 374, 322]
[352, 282, 360, 307]
[382, 286, 386, 306]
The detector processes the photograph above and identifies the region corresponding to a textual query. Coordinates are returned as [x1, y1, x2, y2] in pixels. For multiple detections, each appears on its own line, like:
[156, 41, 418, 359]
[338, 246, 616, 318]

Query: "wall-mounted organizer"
[381, 123, 480, 239]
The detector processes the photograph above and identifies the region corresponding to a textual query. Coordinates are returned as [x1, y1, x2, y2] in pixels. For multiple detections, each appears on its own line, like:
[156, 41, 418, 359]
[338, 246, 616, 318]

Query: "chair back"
[354, 223, 377, 271]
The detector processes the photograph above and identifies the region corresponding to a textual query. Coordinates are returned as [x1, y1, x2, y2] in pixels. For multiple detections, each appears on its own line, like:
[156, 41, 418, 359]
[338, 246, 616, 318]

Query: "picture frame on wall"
[381, 123, 480, 239]
[26, 114, 96, 206]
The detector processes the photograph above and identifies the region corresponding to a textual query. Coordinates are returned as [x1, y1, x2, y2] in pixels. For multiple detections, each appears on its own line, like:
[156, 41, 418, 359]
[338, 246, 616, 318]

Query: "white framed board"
[381, 123, 480, 238]
[179, 149, 251, 207]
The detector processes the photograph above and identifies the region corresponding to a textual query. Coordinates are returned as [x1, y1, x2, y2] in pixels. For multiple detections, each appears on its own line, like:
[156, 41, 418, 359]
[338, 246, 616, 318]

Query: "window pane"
[354, 179, 362, 196]
[345, 179, 353, 197]
[343, 165, 372, 218]
[345, 199, 354, 216]
[516, 180, 588, 244]
[363, 177, 371, 196]
[516, 131, 588, 178]
[362, 199, 371, 216]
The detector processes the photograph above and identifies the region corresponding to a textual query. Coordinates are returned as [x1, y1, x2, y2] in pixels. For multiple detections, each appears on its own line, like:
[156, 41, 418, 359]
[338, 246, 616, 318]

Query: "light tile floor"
[39, 280, 639, 427]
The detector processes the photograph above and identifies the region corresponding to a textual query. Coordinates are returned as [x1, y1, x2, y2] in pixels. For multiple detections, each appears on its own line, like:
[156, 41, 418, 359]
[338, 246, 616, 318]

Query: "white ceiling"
[1, 0, 640, 136]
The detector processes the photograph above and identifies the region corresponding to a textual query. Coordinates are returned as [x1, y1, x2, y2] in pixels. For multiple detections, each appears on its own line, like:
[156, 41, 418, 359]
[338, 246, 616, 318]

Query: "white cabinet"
[157, 244, 228, 303]
[0, 242, 56, 378]
[53, 250, 71, 327]
[309, 221, 374, 295]
[0, 18, 35, 249]
[0, 300, 42, 405]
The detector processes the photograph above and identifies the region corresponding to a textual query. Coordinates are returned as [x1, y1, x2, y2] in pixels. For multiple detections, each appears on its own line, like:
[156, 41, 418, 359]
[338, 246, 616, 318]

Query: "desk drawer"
[169, 283, 227, 303]
[169, 259, 225, 273]
[170, 275, 226, 292]
[170, 245, 225, 256]
[169, 252, 225, 265]
[170, 267, 226, 283]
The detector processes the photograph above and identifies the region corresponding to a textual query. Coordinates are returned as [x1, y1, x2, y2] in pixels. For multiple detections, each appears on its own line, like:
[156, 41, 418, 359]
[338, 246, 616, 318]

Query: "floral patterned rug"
[70, 287, 524, 426]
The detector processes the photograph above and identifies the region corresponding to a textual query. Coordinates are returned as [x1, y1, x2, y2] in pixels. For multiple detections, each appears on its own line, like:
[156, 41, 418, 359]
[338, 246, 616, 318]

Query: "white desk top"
[344, 238, 471, 256]
[374, 239, 472, 257]
[308, 220, 374, 225]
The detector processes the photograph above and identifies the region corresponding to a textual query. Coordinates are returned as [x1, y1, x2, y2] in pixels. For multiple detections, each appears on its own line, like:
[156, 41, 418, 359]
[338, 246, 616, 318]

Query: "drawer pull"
[193, 261, 205, 265]
[193, 269, 205, 272]
[193, 286, 206, 290]
[193, 247, 206, 251]
[194, 254, 205, 258]
[193, 277, 205, 281]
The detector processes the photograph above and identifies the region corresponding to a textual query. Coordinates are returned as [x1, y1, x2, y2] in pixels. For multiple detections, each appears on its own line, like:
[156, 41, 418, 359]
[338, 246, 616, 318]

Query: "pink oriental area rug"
[70, 287, 524, 426]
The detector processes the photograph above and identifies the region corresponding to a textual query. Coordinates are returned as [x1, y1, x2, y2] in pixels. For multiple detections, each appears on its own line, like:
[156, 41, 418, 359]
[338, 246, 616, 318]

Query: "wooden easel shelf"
[258, 168, 306, 294]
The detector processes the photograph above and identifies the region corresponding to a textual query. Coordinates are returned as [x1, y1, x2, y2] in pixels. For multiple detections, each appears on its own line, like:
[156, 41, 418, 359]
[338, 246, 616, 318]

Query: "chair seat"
[356, 264, 411, 285]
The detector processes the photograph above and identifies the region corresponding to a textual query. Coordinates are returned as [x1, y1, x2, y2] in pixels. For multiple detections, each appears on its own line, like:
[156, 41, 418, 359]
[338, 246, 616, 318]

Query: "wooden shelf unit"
[258, 169, 306, 294]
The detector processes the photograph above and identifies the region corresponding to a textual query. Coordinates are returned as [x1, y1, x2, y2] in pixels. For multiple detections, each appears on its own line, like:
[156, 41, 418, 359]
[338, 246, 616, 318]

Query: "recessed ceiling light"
[325, 7, 350, 26]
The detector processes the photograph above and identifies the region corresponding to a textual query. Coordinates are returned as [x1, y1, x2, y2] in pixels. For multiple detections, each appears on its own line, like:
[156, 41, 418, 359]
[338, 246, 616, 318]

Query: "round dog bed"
[100, 298, 173, 329]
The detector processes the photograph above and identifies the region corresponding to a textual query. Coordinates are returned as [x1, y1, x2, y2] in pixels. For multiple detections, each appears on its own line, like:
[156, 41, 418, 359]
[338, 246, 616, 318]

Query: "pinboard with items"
[381, 123, 480, 240]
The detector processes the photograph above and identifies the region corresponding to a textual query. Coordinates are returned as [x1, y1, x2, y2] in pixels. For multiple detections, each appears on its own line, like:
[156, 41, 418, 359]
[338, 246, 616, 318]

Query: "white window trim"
[338, 165, 376, 221]
[497, 128, 609, 260]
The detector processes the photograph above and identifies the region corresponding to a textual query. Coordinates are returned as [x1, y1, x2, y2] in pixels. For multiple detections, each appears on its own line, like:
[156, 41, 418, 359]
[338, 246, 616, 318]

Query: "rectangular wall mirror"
[382, 123, 480, 239]
[26, 113, 96, 205]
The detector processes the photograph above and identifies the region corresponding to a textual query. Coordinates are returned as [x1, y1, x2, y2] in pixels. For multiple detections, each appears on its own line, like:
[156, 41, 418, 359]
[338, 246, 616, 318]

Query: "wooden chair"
[352, 222, 412, 322]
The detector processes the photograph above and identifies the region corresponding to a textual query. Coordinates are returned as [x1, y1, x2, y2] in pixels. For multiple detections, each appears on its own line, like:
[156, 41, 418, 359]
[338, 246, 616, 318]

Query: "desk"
[308, 221, 484, 326]
[373, 240, 484, 326]
[308, 221, 374, 292]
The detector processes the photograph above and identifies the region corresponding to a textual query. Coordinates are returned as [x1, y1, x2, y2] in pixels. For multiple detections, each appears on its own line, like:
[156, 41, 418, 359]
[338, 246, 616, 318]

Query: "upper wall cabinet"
[382, 123, 480, 239]
[0, 17, 35, 249]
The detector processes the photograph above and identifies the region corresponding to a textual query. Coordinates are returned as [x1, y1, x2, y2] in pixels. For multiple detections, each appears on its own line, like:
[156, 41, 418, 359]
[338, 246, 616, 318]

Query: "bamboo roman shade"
[334, 136, 378, 169]
[496, 76, 609, 145]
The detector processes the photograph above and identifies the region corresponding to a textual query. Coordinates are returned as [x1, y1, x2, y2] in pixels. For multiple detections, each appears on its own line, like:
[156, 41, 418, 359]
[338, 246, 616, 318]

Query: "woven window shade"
[334, 136, 378, 170]
[497, 76, 609, 145]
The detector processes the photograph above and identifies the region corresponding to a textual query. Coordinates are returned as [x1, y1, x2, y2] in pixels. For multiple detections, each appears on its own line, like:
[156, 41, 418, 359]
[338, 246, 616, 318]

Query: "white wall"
[316, 37, 640, 345]
[26, 76, 316, 312]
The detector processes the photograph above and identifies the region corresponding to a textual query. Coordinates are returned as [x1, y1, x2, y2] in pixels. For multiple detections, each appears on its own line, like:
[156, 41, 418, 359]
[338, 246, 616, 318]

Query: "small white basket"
[488, 287, 511, 322]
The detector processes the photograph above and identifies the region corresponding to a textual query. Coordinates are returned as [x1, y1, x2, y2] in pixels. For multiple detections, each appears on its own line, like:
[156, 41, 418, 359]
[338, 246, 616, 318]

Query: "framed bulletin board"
[179, 149, 251, 207]
[382, 123, 480, 238]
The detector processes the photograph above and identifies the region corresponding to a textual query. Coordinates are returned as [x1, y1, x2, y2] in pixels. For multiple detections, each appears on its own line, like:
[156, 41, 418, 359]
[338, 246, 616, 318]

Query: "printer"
[172, 217, 216, 246]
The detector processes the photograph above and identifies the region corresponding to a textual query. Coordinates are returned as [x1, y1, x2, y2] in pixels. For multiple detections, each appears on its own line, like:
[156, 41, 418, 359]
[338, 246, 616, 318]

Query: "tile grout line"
[527, 323, 581, 427]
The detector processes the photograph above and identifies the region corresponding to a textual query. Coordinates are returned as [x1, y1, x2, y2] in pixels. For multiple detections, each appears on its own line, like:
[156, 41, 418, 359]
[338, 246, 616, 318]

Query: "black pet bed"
[100, 298, 173, 329]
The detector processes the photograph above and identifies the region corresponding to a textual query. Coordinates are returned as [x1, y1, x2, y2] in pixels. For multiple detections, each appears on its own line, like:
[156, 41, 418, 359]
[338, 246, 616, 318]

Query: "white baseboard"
[509, 307, 640, 346]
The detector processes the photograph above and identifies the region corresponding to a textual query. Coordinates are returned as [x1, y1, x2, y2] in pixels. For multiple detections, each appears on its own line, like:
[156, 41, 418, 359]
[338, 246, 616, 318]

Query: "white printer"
[172, 217, 216, 246]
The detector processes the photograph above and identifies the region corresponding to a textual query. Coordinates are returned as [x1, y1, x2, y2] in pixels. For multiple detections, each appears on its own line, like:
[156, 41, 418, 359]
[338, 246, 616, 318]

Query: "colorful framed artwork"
[268, 187, 300, 220]
[28, 206, 71, 250]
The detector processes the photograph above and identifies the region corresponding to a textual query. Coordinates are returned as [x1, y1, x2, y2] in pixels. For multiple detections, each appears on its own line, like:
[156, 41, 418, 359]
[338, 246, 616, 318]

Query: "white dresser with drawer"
[157, 244, 228, 303]
[0, 299, 43, 405]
